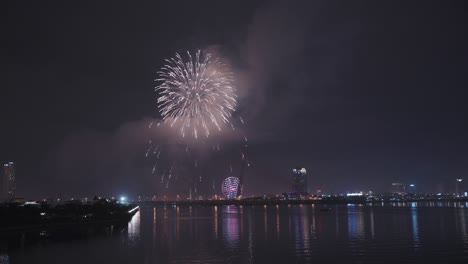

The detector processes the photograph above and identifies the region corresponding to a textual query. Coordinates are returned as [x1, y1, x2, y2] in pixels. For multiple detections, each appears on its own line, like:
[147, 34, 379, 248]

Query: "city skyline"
[2, 1, 468, 198]
[1, 159, 464, 201]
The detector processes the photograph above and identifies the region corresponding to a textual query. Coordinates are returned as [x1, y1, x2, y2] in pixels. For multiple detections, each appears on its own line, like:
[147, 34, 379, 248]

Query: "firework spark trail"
[155, 50, 237, 139]
[161, 170, 165, 183]
[147, 122, 251, 195]
[148, 50, 253, 196]
[145, 148, 150, 157]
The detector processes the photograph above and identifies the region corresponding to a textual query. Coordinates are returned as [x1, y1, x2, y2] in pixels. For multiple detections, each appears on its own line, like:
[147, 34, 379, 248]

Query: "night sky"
[2, 0, 467, 199]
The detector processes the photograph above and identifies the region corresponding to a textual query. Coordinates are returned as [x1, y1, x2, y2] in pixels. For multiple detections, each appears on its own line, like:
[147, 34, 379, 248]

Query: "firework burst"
[155, 50, 237, 139]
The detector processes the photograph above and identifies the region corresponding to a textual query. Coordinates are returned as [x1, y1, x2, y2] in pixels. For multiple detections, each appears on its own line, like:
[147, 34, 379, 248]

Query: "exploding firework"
[149, 50, 249, 197]
[155, 50, 237, 139]
[221, 176, 240, 199]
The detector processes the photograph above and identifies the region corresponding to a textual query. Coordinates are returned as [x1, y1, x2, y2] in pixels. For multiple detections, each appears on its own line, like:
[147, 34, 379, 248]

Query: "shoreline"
[138, 197, 468, 207]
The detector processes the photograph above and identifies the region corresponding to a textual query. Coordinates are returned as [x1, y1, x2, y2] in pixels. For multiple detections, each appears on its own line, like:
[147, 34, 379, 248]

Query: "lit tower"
[2, 162, 15, 201]
[292, 167, 307, 194]
[456, 179, 463, 196]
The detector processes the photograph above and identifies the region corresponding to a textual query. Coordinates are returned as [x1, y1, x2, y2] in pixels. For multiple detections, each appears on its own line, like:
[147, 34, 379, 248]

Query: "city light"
[292, 167, 307, 194]
[120, 196, 127, 203]
[293, 168, 307, 174]
[347, 192, 364, 197]
[456, 179, 463, 182]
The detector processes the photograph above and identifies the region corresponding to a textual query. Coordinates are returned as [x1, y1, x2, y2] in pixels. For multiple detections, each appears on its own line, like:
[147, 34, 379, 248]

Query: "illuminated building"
[346, 192, 364, 197]
[456, 179, 463, 196]
[222, 177, 240, 200]
[2, 162, 15, 201]
[291, 167, 307, 194]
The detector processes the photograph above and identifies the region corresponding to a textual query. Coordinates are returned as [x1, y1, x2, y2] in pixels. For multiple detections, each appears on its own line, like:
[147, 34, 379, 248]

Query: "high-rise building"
[456, 179, 463, 196]
[292, 167, 307, 194]
[2, 162, 16, 201]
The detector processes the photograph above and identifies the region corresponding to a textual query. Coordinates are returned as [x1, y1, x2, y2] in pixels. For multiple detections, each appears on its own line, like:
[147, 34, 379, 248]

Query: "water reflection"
[276, 205, 280, 239]
[263, 205, 268, 239]
[290, 205, 311, 261]
[347, 204, 365, 240]
[370, 208, 375, 239]
[152, 207, 157, 253]
[127, 210, 141, 245]
[176, 206, 180, 240]
[334, 206, 339, 238]
[455, 204, 468, 247]
[214, 206, 218, 239]
[248, 213, 254, 264]
[240, 205, 244, 235]
[411, 202, 420, 249]
[3, 203, 468, 264]
[222, 205, 240, 250]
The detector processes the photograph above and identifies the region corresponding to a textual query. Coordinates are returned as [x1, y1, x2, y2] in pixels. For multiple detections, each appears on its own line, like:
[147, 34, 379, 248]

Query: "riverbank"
[138, 196, 468, 207]
[0, 200, 139, 232]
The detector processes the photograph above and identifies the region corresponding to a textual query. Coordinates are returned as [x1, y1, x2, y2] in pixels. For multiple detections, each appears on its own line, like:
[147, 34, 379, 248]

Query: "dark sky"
[2, 0, 467, 199]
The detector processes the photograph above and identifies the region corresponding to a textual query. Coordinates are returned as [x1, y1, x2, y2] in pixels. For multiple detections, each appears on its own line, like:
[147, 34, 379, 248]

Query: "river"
[2, 202, 468, 264]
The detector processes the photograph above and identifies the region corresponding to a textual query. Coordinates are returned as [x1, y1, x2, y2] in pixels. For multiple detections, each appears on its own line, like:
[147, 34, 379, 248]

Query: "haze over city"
[2, 0, 467, 199]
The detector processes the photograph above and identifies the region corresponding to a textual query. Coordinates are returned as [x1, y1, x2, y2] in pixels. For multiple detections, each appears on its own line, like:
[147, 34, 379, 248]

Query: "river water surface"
[2, 202, 468, 264]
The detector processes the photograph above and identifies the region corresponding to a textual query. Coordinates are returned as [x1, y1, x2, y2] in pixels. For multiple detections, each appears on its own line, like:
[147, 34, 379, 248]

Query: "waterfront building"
[455, 179, 463, 196]
[292, 167, 307, 194]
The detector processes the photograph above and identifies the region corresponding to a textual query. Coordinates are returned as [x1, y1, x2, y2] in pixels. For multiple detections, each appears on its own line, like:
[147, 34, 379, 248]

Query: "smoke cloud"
[40, 1, 360, 197]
